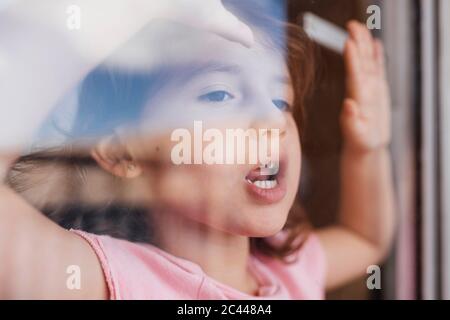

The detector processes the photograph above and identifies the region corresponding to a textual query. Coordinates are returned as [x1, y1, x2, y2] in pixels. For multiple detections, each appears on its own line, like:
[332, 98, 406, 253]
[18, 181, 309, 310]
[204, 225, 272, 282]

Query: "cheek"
[287, 118, 302, 177]
[292, 139, 302, 178]
[147, 164, 242, 226]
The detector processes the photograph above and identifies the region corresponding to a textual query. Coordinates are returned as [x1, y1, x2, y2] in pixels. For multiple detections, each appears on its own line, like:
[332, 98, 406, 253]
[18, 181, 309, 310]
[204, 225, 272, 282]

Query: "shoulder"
[70, 229, 204, 299]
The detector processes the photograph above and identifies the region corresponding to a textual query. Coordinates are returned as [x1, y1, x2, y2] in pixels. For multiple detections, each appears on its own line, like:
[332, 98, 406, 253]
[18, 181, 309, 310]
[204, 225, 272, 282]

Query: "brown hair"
[6, 0, 316, 262]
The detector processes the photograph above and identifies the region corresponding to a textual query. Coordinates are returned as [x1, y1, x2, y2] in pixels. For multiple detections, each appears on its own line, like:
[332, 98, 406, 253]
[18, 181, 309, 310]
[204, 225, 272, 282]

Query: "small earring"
[127, 163, 136, 171]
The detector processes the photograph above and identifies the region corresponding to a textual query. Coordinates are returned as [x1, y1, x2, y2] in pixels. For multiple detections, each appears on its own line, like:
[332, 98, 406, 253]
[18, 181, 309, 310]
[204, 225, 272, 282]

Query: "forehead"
[191, 35, 289, 82]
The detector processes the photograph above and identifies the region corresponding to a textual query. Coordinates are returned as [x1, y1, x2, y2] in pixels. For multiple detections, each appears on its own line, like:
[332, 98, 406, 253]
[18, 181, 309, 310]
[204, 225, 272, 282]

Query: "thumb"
[204, 1, 254, 48]
[342, 98, 359, 118]
[341, 98, 363, 134]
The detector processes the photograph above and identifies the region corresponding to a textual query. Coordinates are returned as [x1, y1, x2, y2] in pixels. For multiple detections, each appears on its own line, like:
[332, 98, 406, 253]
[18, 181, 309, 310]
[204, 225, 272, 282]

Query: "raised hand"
[161, 0, 254, 48]
[0, 0, 254, 153]
[340, 21, 391, 153]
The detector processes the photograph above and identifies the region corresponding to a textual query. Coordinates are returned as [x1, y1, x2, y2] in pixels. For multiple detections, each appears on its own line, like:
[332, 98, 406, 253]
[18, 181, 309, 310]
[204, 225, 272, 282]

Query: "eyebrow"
[190, 61, 243, 77]
[169, 61, 291, 86]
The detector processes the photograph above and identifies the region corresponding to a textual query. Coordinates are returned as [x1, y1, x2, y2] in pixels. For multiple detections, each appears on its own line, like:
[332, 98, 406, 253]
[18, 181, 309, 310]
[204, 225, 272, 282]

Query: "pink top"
[71, 230, 327, 300]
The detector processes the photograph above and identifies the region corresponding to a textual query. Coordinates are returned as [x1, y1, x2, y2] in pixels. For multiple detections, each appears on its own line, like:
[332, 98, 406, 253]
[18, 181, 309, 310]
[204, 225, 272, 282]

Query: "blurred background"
[290, 0, 449, 300]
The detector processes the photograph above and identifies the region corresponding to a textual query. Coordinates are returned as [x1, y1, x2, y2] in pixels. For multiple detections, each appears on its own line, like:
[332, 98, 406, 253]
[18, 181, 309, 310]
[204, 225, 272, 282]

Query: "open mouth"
[244, 158, 287, 205]
[244, 160, 286, 204]
[245, 164, 279, 190]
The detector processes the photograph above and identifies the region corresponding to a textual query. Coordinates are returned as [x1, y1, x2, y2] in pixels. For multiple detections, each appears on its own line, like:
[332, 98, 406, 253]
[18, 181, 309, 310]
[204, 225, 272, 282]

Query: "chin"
[244, 225, 285, 238]
[238, 209, 288, 238]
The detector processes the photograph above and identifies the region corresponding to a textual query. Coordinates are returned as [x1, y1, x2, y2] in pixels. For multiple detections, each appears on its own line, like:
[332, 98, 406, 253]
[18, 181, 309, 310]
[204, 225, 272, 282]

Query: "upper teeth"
[248, 179, 278, 189]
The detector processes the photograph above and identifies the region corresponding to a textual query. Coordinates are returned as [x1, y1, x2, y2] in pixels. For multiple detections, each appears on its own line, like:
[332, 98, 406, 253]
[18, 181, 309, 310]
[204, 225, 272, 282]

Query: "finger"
[344, 39, 362, 100]
[364, 30, 379, 74]
[360, 23, 375, 60]
[347, 21, 366, 52]
[348, 21, 375, 73]
[341, 98, 362, 133]
[347, 21, 366, 70]
[347, 20, 360, 41]
[342, 98, 359, 118]
[374, 39, 386, 77]
[357, 23, 377, 73]
[205, 3, 255, 48]
[374, 39, 384, 65]
[344, 39, 361, 79]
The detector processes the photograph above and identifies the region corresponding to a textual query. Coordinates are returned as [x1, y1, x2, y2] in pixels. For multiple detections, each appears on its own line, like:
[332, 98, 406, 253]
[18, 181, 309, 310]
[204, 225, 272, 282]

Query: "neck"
[152, 209, 259, 295]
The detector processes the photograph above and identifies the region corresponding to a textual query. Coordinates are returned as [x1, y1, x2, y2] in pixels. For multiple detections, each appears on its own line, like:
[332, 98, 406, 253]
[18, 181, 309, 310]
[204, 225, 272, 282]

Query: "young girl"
[0, 0, 395, 299]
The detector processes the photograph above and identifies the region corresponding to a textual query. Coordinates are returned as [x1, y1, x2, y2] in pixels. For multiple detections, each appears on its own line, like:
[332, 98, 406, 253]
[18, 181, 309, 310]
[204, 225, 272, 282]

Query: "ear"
[91, 135, 143, 179]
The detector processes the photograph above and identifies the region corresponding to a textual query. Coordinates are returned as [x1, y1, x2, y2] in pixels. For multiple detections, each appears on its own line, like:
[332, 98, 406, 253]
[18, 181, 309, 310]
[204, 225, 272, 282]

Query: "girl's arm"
[316, 21, 396, 290]
[0, 1, 253, 299]
[0, 171, 108, 299]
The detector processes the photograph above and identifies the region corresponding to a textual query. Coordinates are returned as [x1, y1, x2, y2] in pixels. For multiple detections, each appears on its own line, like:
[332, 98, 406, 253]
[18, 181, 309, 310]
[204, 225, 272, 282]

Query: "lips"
[244, 158, 287, 204]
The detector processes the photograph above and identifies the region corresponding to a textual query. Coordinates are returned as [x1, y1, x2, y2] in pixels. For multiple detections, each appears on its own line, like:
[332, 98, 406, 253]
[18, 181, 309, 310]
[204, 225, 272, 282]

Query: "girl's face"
[128, 27, 301, 238]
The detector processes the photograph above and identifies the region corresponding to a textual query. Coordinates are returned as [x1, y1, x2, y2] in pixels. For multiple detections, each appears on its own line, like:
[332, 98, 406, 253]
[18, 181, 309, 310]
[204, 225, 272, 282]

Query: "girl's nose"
[249, 98, 287, 137]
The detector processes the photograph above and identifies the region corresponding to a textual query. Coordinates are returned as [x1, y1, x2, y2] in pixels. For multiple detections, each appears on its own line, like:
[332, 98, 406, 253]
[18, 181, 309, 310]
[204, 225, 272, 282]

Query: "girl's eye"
[272, 99, 291, 111]
[198, 90, 234, 103]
